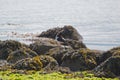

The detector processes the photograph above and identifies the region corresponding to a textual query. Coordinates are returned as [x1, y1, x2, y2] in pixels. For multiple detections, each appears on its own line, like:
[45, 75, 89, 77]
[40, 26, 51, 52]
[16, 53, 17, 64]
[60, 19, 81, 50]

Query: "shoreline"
[0, 26, 120, 78]
[0, 31, 119, 51]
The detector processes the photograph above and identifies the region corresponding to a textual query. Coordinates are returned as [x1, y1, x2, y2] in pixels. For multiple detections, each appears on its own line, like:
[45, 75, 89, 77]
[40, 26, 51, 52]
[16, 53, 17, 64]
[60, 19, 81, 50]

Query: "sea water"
[0, 0, 120, 50]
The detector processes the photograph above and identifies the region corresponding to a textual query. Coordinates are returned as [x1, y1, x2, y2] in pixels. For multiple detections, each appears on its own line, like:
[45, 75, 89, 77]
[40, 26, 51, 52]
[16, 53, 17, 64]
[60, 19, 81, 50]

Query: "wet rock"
[7, 48, 38, 64]
[46, 47, 74, 65]
[94, 56, 120, 78]
[38, 25, 83, 41]
[0, 40, 28, 59]
[61, 48, 100, 71]
[29, 38, 61, 55]
[12, 56, 42, 70]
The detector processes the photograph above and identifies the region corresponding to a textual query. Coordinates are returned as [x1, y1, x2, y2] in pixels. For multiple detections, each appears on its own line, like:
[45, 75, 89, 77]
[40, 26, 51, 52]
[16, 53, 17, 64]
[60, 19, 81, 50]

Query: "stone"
[38, 25, 83, 41]
[12, 56, 42, 70]
[94, 56, 120, 78]
[0, 40, 28, 59]
[39, 55, 59, 71]
[64, 39, 86, 49]
[46, 46, 73, 65]
[61, 48, 100, 71]
[7, 48, 38, 64]
[29, 38, 61, 55]
[98, 46, 120, 64]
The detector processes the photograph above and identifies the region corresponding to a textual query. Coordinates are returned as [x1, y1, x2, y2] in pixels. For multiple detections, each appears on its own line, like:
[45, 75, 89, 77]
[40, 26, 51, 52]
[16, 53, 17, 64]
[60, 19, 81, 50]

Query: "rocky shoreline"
[0, 25, 120, 78]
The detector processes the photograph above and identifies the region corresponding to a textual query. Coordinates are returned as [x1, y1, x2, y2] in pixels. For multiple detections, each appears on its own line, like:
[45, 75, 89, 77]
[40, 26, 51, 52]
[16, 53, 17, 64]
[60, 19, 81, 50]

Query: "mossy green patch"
[0, 70, 119, 80]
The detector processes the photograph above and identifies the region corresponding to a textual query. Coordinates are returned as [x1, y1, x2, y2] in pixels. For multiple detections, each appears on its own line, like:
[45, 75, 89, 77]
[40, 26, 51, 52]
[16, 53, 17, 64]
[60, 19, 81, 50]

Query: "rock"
[64, 39, 86, 49]
[7, 48, 38, 64]
[0, 60, 11, 71]
[0, 60, 9, 67]
[0, 40, 28, 59]
[57, 67, 71, 74]
[93, 56, 120, 78]
[46, 47, 74, 65]
[61, 48, 101, 71]
[38, 27, 62, 39]
[12, 56, 43, 70]
[38, 25, 83, 41]
[39, 55, 59, 71]
[0, 48, 12, 60]
[29, 38, 61, 55]
[98, 46, 120, 64]
[37, 26, 86, 50]
[62, 25, 83, 41]
[12, 55, 58, 71]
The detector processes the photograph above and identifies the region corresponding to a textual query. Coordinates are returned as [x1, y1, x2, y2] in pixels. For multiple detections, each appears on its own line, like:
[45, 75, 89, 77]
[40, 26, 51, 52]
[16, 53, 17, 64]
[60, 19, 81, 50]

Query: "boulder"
[64, 39, 86, 49]
[98, 46, 120, 64]
[29, 38, 61, 55]
[46, 46, 74, 65]
[62, 25, 83, 41]
[39, 55, 59, 71]
[0, 40, 28, 59]
[94, 56, 120, 78]
[12, 55, 58, 71]
[38, 25, 83, 41]
[7, 48, 38, 64]
[38, 27, 62, 39]
[12, 56, 42, 70]
[0, 60, 9, 67]
[0, 60, 11, 70]
[61, 48, 101, 71]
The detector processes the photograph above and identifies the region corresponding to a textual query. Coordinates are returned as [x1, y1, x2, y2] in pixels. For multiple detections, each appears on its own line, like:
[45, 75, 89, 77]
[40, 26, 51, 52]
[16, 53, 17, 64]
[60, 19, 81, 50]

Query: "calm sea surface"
[0, 0, 120, 50]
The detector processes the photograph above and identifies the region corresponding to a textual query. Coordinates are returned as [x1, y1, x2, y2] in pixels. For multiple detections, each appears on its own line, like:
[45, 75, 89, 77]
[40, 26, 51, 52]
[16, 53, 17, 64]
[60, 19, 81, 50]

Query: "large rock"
[64, 39, 86, 49]
[12, 56, 43, 70]
[98, 46, 120, 64]
[39, 55, 59, 71]
[46, 47, 74, 65]
[29, 38, 61, 55]
[7, 48, 38, 64]
[38, 27, 62, 39]
[61, 48, 101, 71]
[12, 55, 58, 71]
[94, 56, 120, 78]
[0, 60, 9, 67]
[0, 40, 28, 59]
[39, 55, 71, 73]
[38, 25, 83, 41]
